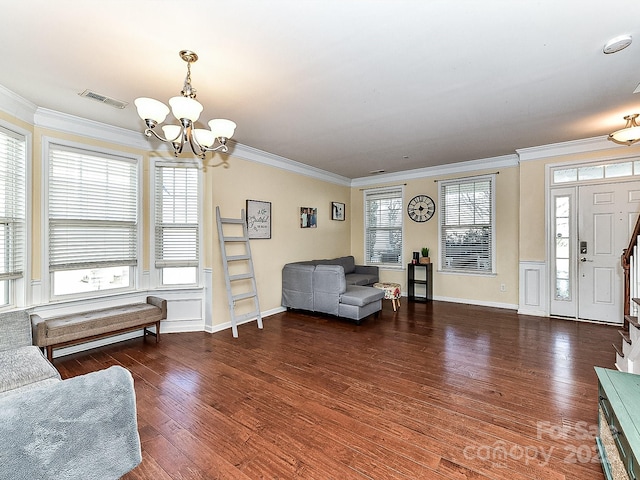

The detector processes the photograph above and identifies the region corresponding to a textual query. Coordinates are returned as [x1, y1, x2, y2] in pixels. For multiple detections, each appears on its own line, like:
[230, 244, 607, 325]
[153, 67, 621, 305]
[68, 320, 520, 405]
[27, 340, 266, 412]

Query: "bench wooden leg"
[143, 323, 161, 343]
[46, 346, 53, 363]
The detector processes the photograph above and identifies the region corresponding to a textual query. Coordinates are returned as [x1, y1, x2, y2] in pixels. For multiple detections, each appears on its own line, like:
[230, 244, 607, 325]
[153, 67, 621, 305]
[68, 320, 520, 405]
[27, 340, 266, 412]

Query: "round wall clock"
[407, 195, 435, 222]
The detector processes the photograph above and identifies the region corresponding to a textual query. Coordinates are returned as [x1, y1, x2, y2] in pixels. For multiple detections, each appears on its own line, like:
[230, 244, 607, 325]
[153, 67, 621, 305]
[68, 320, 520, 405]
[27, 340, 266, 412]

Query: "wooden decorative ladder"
[617, 214, 640, 372]
[216, 206, 263, 338]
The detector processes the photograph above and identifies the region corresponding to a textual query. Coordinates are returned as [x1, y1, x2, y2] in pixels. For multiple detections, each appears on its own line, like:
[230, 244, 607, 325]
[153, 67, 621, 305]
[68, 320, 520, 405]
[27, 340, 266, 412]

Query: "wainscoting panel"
[518, 261, 547, 317]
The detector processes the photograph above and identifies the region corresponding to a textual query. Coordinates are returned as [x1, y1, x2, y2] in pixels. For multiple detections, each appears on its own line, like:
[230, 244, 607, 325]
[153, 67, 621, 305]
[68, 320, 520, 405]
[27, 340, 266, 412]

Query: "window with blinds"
[48, 145, 138, 296]
[155, 164, 199, 285]
[364, 186, 403, 266]
[439, 175, 495, 274]
[0, 126, 26, 306]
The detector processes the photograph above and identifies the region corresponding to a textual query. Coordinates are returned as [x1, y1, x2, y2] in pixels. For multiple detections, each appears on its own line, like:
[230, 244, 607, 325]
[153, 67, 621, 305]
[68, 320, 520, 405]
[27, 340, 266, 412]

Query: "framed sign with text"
[246, 199, 272, 239]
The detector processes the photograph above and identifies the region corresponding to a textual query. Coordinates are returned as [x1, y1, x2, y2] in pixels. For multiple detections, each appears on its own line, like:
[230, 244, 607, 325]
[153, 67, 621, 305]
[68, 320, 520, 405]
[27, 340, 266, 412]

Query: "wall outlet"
[500, 284, 506, 292]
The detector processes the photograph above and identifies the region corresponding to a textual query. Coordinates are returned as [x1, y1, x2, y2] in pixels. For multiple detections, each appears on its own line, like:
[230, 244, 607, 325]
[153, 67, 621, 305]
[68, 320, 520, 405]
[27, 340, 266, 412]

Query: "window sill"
[438, 269, 496, 277]
[371, 264, 405, 271]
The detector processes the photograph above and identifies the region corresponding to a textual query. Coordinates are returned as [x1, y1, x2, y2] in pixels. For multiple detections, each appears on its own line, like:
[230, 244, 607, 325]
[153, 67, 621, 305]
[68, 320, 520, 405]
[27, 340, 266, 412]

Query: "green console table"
[595, 367, 640, 480]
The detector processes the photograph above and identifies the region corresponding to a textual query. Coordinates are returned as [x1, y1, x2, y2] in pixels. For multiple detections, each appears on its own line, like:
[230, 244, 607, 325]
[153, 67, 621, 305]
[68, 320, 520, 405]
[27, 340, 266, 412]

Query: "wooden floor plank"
[54, 301, 617, 479]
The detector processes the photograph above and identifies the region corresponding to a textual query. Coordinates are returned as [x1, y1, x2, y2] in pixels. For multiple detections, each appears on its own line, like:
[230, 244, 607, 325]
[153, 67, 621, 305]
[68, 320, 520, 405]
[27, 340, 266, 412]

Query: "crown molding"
[350, 154, 520, 187]
[0, 84, 37, 125]
[2, 83, 621, 185]
[33, 108, 150, 150]
[229, 142, 351, 186]
[516, 136, 615, 162]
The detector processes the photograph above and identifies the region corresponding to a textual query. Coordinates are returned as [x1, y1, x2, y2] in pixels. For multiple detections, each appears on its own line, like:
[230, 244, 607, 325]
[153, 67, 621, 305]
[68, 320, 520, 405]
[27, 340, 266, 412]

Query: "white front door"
[550, 181, 640, 323]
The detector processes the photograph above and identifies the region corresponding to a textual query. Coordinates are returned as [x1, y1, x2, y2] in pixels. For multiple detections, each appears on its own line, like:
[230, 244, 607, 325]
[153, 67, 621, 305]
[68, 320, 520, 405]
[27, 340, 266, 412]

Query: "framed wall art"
[300, 207, 317, 228]
[331, 201, 345, 221]
[246, 199, 271, 239]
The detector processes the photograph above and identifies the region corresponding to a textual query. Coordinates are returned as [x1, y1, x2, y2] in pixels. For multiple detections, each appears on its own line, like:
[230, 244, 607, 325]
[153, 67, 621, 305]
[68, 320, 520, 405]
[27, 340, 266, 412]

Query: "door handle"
[580, 257, 593, 262]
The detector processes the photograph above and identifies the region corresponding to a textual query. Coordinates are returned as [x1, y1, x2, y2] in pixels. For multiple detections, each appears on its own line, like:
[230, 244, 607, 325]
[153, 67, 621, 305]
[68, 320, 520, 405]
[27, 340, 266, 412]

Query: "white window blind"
[439, 175, 494, 274]
[0, 126, 25, 281]
[48, 145, 138, 271]
[155, 165, 199, 268]
[364, 187, 403, 266]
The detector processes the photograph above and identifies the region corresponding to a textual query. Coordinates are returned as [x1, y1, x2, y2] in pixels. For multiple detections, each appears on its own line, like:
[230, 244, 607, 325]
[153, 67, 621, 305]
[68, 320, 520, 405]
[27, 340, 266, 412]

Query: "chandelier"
[608, 114, 640, 146]
[134, 50, 236, 171]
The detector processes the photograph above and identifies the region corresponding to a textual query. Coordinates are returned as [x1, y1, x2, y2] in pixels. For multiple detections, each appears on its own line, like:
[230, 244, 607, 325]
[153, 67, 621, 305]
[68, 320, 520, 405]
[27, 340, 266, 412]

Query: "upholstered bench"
[31, 296, 167, 361]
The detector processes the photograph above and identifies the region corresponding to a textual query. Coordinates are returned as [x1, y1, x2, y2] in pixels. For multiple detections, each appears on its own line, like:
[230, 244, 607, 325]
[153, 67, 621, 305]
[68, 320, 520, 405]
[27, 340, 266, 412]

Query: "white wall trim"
[0, 84, 37, 125]
[205, 306, 285, 334]
[350, 154, 520, 187]
[230, 142, 351, 186]
[518, 261, 548, 317]
[516, 136, 615, 162]
[1, 88, 352, 187]
[34, 108, 150, 150]
[0, 118, 33, 308]
[204, 268, 213, 331]
[0, 83, 629, 189]
[433, 295, 518, 311]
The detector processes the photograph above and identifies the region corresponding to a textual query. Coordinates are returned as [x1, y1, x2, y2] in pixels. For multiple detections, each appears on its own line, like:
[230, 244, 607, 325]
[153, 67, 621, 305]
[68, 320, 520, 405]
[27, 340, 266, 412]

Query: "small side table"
[407, 263, 432, 302]
[373, 282, 402, 311]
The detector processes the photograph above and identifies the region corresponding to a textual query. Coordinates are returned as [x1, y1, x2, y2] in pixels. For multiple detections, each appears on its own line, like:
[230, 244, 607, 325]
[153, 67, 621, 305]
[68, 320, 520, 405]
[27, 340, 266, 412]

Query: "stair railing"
[622, 214, 640, 328]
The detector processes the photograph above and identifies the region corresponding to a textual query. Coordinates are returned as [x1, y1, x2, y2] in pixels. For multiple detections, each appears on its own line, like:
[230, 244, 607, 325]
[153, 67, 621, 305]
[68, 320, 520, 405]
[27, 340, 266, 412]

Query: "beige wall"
[351, 166, 520, 305]
[0, 98, 353, 331]
[210, 155, 351, 327]
[14, 117, 350, 328]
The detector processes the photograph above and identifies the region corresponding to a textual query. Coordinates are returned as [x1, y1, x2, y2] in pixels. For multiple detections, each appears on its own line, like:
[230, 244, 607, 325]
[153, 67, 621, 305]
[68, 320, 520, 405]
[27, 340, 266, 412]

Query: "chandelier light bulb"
[162, 125, 182, 142]
[209, 119, 236, 139]
[193, 129, 216, 147]
[134, 97, 170, 124]
[169, 96, 203, 122]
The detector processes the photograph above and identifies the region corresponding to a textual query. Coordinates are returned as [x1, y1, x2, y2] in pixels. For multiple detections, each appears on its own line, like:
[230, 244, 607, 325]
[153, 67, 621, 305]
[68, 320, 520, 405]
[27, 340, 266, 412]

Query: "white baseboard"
[433, 295, 518, 311]
[517, 306, 548, 317]
[205, 306, 286, 334]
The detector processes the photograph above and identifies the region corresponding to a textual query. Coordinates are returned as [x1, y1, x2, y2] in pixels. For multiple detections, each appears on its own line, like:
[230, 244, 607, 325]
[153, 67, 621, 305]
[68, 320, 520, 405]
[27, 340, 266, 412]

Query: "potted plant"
[420, 247, 430, 264]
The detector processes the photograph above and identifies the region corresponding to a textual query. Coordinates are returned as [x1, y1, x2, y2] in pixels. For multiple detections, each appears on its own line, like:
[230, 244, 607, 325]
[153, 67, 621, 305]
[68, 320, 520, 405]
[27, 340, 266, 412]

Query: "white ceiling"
[3, 1, 640, 179]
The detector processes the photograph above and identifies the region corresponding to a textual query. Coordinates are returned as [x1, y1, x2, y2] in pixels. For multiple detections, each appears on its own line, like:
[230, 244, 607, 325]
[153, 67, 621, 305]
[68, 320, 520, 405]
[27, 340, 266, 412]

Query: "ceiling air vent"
[78, 90, 128, 109]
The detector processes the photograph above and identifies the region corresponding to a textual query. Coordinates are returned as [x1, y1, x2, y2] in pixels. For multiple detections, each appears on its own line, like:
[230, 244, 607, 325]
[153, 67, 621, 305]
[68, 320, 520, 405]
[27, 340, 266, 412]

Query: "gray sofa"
[0, 310, 142, 479]
[282, 256, 384, 323]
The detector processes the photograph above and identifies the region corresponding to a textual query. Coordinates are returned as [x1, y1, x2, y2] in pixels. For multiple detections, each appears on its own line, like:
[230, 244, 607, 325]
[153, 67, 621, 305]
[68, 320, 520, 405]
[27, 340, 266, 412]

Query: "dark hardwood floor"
[56, 301, 620, 480]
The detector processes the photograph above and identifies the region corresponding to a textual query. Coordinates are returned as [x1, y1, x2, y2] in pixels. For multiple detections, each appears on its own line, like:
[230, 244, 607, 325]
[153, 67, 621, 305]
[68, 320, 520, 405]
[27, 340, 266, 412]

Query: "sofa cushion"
[336, 256, 356, 274]
[345, 273, 377, 286]
[282, 263, 316, 310]
[0, 310, 32, 352]
[0, 345, 61, 394]
[340, 285, 384, 307]
[316, 256, 356, 274]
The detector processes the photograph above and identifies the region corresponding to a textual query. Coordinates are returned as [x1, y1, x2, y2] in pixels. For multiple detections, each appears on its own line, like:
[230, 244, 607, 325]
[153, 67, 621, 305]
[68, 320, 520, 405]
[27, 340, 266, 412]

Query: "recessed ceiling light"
[603, 35, 632, 54]
[369, 169, 385, 175]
